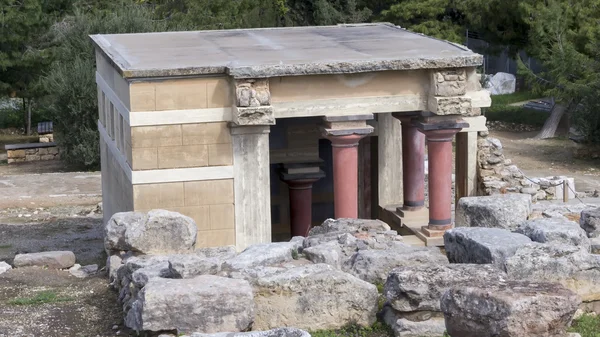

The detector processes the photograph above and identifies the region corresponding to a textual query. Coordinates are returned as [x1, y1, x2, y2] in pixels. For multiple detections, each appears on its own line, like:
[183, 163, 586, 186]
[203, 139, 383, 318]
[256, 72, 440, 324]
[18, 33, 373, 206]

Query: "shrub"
[40, 3, 166, 169]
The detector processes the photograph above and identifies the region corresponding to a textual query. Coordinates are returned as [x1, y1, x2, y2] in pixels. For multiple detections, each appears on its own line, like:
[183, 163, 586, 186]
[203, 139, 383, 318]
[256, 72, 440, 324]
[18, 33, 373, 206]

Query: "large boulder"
[303, 218, 398, 249]
[581, 208, 600, 238]
[484, 72, 516, 95]
[169, 254, 222, 279]
[516, 218, 590, 251]
[222, 242, 298, 272]
[441, 281, 579, 337]
[505, 242, 600, 301]
[105, 210, 197, 254]
[382, 307, 446, 337]
[183, 328, 310, 337]
[444, 227, 531, 268]
[384, 264, 507, 312]
[13, 251, 75, 269]
[125, 275, 254, 333]
[455, 194, 531, 230]
[343, 245, 448, 283]
[252, 264, 378, 331]
[0, 261, 12, 274]
[303, 241, 343, 269]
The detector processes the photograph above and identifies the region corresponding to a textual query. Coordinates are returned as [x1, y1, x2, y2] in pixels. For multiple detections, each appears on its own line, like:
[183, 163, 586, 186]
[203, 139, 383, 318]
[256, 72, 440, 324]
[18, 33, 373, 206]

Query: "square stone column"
[231, 78, 275, 250]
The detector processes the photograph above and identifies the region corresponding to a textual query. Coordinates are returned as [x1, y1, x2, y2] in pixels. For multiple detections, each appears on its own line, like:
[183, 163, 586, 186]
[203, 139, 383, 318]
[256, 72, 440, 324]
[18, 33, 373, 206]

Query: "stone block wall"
[7, 146, 60, 163]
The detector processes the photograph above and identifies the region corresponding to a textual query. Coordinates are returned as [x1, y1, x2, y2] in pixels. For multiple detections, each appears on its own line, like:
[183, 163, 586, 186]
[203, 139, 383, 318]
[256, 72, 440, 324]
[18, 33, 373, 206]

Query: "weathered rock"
[309, 218, 391, 236]
[581, 208, 600, 238]
[185, 327, 311, 337]
[591, 237, 600, 254]
[169, 254, 221, 278]
[455, 194, 531, 230]
[344, 245, 448, 283]
[125, 275, 254, 333]
[505, 243, 600, 301]
[385, 264, 507, 312]
[13, 251, 76, 269]
[0, 261, 12, 274]
[253, 264, 378, 330]
[444, 227, 531, 268]
[105, 210, 197, 254]
[195, 246, 237, 260]
[441, 281, 580, 337]
[69, 264, 98, 278]
[382, 307, 446, 337]
[516, 218, 590, 251]
[303, 241, 343, 269]
[222, 242, 296, 271]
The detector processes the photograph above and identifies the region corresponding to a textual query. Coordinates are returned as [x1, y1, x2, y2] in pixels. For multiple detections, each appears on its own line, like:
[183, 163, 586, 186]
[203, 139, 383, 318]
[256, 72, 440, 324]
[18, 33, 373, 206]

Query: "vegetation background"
[1, 0, 599, 168]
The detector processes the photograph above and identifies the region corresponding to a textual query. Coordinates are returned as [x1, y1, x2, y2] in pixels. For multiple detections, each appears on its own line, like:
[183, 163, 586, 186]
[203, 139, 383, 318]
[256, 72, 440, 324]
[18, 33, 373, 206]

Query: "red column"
[284, 178, 320, 237]
[326, 134, 367, 218]
[401, 122, 426, 211]
[420, 129, 461, 231]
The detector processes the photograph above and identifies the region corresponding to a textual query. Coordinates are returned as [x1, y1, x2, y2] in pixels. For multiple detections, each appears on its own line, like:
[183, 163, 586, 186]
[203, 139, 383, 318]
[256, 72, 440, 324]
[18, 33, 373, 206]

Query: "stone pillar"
[393, 113, 426, 211]
[377, 113, 404, 211]
[416, 117, 468, 236]
[232, 78, 275, 250]
[279, 162, 325, 237]
[322, 115, 374, 219]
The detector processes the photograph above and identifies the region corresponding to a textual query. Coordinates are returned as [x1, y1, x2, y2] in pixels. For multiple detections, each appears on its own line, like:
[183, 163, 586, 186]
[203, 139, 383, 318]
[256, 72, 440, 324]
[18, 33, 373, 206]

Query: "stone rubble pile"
[105, 207, 597, 337]
[477, 135, 578, 201]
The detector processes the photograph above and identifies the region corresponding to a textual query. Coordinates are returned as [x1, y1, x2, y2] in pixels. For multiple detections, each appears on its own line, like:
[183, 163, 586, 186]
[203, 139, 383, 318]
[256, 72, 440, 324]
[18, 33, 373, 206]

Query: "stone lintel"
[321, 126, 374, 137]
[428, 96, 472, 116]
[324, 114, 374, 122]
[279, 169, 326, 182]
[233, 106, 275, 126]
[229, 123, 271, 135]
[414, 118, 469, 132]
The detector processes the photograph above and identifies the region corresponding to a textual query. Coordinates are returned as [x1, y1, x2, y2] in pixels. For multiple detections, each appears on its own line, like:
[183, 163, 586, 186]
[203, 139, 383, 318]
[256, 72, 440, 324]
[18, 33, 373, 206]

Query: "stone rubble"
[182, 327, 311, 337]
[455, 194, 531, 230]
[444, 227, 531, 268]
[0, 261, 12, 274]
[441, 280, 580, 337]
[69, 264, 99, 278]
[515, 218, 590, 251]
[580, 208, 600, 238]
[13, 251, 76, 269]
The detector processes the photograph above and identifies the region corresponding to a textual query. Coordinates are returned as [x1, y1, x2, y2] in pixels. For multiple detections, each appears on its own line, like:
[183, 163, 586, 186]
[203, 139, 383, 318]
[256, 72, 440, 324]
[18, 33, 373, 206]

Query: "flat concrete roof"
[91, 23, 482, 79]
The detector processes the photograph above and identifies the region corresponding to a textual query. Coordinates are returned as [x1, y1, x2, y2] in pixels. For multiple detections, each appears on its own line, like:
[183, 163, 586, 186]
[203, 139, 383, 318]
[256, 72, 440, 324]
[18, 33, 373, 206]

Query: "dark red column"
[401, 121, 426, 211]
[420, 128, 462, 231]
[326, 134, 368, 219]
[284, 178, 319, 237]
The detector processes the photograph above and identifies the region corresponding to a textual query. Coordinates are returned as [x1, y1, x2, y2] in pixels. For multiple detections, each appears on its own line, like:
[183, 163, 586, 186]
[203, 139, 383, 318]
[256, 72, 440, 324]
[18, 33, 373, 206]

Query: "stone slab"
[13, 251, 76, 269]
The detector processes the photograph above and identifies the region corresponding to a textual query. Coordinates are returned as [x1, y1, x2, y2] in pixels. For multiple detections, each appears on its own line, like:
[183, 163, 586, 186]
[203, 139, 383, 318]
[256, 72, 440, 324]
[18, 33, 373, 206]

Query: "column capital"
[322, 133, 371, 148]
[414, 115, 469, 141]
[391, 111, 422, 124]
[321, 114, 374, 142]
[229, 124, 270, 135]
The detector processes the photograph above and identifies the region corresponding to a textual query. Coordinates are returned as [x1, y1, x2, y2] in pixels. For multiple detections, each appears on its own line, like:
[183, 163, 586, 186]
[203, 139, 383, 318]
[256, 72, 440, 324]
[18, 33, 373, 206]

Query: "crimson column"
[322, 115, 374, 219]
[393, 113, 426, 211]
[416, 118, 468, 235]
[279, 162, 325, 237]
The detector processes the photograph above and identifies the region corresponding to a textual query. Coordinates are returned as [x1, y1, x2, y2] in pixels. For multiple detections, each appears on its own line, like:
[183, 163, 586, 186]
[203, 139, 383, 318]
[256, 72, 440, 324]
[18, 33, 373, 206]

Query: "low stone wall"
[7, 146, 60, 163]
[477, 133, 575, 201]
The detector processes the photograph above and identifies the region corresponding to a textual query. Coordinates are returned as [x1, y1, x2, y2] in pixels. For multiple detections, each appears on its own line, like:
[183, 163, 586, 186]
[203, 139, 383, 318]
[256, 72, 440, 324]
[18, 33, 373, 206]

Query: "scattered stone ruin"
[91, 203, 600, 336]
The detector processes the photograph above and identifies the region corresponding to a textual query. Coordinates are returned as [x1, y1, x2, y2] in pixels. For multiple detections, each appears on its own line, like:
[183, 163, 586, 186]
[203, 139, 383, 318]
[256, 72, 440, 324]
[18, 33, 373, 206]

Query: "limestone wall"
[7, 146, 59, 164]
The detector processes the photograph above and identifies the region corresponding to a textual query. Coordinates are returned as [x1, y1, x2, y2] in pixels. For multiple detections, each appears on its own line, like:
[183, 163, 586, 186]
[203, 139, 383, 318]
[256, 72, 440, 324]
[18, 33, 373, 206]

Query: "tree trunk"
[535, 100, 568, 139]
[26, 99, 32, 136]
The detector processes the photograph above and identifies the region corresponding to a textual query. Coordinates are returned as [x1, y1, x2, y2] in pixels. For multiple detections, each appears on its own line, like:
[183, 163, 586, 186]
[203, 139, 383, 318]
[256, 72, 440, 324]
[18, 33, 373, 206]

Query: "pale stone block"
[209, 143, 233, 166]
[432, 69, 467, 97]
[132, 148, 158, 170]
[133, 182, 185, 209]
[40, 154, 55, 161]
[207, 77, 233, 108]
[182, 122, 231, 145]
[7, 150, 25, 159]
[184, 179, 234, 206]
[234, 106, 275, 126]
[158, 145, 209, 169]
[197, 229, 236, 248]
[428, 96, 472, 116]
[155, 79, 208, 111]
[48, 147, 59, 155]
[26, 154, 40, 161]
[131, 125, 182, 148]
[130, 82, 156, 111]
[210, 204, 235, 230]
[170, 206, 211, 232]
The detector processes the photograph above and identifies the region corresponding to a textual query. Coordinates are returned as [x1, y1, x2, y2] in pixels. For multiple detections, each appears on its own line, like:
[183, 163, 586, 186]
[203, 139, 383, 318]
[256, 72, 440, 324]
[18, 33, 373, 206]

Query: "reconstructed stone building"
[91, 23, 490, 250]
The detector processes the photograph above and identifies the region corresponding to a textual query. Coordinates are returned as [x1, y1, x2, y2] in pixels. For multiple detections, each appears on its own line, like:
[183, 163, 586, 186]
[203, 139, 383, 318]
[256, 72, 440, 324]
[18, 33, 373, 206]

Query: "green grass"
[8, 290, 74, 306]
[0, 244, 12, 249]
[484, 91, 548, 127]
[571, 314, 600, 337]
[490, 92, 540, 106]
[311, 323, 394, 337]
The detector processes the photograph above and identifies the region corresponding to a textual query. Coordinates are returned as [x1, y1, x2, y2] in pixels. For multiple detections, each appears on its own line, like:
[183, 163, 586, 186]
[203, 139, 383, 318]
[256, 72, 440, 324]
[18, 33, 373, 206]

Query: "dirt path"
[490, 130, 600, 193]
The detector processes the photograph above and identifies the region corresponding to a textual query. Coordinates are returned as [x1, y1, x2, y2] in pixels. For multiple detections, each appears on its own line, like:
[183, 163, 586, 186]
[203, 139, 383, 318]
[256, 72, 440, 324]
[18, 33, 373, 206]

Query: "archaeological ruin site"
[3, 22, 600, 337]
